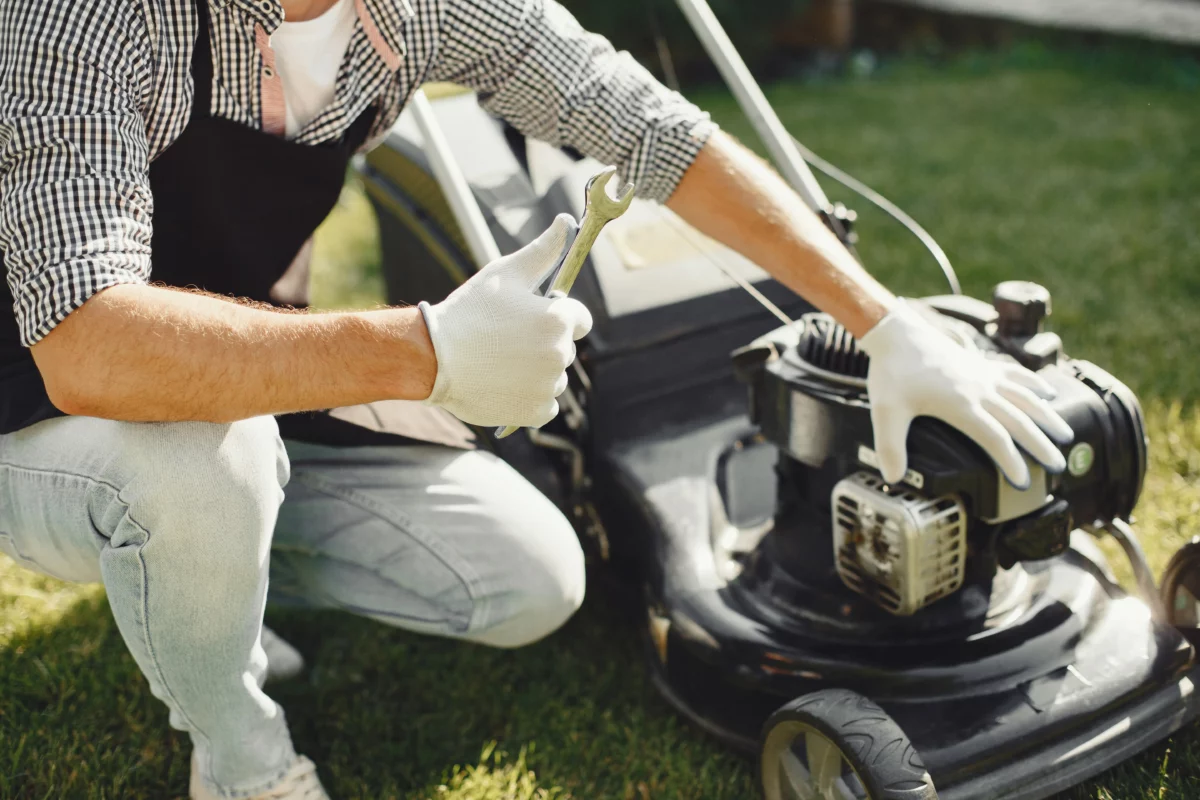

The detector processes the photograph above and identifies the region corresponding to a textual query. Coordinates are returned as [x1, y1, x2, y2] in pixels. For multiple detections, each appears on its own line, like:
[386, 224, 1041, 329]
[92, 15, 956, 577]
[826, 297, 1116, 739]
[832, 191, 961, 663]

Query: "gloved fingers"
[545, 296, 594, 340]
[982, 395, 1067, 474]
[943, 402, 1031, 489]
[530, 398, 560, 429]
[500, 213, 580, 290]
[997, 380, 1074, 445]
[556, 339, 578, 369]
[999, 363, 1057, 400]
[552, 370, 569, 398]
[870, 401, 914, 484]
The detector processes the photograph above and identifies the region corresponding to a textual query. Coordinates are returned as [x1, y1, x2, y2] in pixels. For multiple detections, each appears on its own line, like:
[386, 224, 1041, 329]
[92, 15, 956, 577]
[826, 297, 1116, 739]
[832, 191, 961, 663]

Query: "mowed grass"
[3, 41, 1200, 799]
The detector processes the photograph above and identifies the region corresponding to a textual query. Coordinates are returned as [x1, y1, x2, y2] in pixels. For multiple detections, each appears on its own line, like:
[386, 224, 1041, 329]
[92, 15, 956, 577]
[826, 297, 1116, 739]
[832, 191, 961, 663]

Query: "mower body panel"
[596, 406, 1199, 799]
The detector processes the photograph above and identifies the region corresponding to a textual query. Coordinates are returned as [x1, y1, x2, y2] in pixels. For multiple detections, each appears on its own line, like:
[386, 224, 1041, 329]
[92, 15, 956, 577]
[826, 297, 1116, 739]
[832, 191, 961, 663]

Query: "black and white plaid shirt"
[0, 0, 715, 347]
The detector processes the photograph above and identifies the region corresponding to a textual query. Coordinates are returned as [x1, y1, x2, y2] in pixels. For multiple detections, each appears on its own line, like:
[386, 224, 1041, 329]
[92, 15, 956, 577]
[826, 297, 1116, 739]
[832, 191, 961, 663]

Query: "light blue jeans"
[0, 415, 585, 797]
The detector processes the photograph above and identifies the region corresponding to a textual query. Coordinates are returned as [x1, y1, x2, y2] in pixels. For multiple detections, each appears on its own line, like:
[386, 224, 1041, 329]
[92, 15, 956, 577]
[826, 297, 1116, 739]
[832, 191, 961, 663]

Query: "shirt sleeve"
[428, 0, 718, 204]
[0, 0, 156, 347]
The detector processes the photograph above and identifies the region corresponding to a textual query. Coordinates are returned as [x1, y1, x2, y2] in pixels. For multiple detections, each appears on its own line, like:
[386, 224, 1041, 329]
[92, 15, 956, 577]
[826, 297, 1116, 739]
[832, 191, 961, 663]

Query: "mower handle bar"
[673, 0, 835, 221]
[411, 0, 843, 270]
[409, 89, 502, 268]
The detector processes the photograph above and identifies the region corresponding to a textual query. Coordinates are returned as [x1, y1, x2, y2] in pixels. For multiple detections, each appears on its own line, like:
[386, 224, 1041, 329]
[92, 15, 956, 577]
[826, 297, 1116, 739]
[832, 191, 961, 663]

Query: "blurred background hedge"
[558, 0, 1200, 86]
[560, 0, 831, 84]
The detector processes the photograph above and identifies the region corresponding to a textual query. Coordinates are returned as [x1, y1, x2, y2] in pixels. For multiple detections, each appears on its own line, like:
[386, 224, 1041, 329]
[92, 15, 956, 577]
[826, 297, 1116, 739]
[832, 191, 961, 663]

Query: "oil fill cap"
[993, 281, 1052, 337]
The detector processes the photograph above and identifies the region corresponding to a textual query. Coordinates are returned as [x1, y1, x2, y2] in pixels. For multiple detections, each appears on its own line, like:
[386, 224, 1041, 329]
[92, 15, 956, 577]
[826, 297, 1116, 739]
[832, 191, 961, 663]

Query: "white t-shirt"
[271, 0, 358, 138]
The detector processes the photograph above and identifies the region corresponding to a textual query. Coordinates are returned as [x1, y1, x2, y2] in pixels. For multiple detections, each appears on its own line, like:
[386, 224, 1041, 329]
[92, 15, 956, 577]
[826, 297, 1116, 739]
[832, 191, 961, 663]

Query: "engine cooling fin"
[796, 314, 870, 379]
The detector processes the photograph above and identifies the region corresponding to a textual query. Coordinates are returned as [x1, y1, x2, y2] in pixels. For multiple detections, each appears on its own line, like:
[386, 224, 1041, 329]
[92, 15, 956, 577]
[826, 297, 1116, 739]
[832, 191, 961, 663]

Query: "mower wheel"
[759, 689, 937, 800]
[1161, 537, 1200, 645]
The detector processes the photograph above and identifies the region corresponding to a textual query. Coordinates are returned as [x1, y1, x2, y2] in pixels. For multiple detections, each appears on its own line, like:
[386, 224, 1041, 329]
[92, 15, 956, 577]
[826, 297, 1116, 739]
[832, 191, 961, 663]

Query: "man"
[0, 0, 1073, 797]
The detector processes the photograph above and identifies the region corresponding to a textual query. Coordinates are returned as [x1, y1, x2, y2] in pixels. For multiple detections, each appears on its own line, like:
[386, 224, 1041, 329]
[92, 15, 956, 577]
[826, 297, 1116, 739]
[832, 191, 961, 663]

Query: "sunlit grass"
[308, 178, 385, 312]
[0, 567, 102, 647]
[431, 744, 569, 799]
[1125, 402, 1200, 584]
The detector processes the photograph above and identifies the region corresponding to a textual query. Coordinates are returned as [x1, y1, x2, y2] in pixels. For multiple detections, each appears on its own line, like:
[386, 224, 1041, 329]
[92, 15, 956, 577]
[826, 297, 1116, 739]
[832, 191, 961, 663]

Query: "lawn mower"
[354, 2, 1200, 796]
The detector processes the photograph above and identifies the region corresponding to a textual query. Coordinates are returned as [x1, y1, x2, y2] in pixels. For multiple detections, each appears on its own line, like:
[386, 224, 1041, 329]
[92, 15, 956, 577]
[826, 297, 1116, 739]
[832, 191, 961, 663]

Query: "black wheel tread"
[761, 689, 937, 800]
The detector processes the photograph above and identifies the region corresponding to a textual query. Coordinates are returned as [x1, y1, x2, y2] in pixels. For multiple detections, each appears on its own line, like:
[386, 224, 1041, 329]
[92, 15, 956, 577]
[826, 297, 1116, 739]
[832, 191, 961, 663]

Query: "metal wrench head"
[584, 167, 635, 220]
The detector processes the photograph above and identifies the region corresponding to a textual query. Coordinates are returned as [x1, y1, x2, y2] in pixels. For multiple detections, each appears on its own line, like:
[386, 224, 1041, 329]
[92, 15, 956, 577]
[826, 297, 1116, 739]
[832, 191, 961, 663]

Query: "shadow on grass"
[1, 592, 192, 799]
[7, 564, 1200, 799]
[0, 576, 756, 799]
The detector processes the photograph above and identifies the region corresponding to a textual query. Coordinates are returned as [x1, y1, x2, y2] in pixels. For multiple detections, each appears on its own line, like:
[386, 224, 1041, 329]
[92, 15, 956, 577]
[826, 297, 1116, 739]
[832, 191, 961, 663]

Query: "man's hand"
[858, 300, 1073, 488]
[419, 214, 592, 427]
[667, 130, 1075, 486]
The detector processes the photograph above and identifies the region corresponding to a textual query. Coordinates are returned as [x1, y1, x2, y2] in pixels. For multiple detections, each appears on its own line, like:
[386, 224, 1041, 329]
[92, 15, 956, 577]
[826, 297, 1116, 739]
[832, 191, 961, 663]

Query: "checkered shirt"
[0, 0, 716, 346]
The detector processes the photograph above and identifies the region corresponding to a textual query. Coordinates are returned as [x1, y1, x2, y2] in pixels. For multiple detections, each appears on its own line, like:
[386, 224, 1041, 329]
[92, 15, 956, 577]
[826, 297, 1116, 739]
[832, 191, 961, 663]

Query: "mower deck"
[596, 408, 1199, 799]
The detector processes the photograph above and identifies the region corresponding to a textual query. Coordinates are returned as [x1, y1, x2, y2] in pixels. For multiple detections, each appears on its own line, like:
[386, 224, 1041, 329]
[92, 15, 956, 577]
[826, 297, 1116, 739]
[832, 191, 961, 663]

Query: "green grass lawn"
[3, 40, 1200, 799]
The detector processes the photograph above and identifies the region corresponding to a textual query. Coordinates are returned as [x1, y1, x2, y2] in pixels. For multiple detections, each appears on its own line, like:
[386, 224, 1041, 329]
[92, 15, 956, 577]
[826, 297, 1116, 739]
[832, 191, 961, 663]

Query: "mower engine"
[738, 280, 1149, 616]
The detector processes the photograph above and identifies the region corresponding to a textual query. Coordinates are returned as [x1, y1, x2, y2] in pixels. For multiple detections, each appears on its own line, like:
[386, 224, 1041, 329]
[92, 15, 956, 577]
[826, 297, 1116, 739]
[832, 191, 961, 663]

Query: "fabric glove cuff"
[857, 299, 928, 359]
[418, 300, 449, 407]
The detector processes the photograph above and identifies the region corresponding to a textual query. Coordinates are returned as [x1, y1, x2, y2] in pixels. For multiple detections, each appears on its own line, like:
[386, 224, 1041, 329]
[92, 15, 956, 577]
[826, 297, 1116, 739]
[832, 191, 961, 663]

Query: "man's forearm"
[667, 130, 895, 338]
[31, 284, 436, 423]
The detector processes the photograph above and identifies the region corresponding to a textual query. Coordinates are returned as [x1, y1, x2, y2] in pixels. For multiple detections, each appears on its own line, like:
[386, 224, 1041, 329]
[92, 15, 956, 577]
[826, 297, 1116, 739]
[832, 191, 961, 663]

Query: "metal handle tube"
[409, 89, 502, 268]
[1106, 518, 1167, 623]
[674, 0, 833, 215]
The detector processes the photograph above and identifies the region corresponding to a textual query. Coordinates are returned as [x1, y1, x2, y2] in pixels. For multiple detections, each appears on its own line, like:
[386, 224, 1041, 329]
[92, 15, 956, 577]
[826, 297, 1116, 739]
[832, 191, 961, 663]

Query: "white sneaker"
[261, 625, 305, 683]
[190, 754, 330, 800]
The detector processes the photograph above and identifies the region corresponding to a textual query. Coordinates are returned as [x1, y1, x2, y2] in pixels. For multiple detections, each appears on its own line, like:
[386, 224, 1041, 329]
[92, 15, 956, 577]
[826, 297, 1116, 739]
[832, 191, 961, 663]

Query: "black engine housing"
[736, 288, 1148, 586]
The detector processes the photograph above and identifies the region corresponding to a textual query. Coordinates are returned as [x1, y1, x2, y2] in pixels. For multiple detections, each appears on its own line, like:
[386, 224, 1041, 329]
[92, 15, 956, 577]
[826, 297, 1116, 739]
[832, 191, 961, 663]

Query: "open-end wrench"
[496, 166, 636, 439]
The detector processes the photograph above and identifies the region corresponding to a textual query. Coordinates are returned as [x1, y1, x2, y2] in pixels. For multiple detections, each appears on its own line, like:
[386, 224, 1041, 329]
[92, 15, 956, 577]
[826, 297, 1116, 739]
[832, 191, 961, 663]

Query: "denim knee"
[95, 417, 290, 599]
[475, 515, 586, 649]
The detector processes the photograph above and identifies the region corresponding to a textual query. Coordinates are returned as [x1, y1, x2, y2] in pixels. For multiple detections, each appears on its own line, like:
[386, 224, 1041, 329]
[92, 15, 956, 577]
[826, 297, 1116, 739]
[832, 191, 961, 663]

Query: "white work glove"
[858, 299, 1074, 489]
[418, 214, 592, 428]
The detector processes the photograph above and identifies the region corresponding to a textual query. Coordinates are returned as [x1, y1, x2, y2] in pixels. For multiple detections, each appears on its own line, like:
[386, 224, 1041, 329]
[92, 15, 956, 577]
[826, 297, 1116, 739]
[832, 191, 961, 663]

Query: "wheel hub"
[763, 721, 867, 800]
